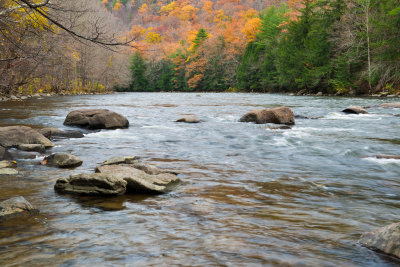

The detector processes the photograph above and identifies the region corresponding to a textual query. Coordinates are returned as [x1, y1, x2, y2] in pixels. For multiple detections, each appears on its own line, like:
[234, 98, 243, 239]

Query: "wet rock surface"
[54, 173, 127, 195]
[18, 144, 45, 153]
[342, 106, 368, 114]
[360, 222, 400, 258]
[0, 196, 38, 220]
[0, 160, 18, 175]
[64, 109, 129, 129]
[39, 127, 84, 140]
[0, 126, 54, 148]
[43, 153, 83, 168]
[380, 102, 400, 109]
[239, 107, 295, 125]
[176, 115, 200, 123]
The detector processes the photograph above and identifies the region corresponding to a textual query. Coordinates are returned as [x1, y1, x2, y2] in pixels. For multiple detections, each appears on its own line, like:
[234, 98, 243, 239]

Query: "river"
[0, 93, 399, 266]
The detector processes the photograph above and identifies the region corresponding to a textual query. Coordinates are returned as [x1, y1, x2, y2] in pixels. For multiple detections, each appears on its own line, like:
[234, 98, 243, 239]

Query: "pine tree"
[130, 51, 148, 91]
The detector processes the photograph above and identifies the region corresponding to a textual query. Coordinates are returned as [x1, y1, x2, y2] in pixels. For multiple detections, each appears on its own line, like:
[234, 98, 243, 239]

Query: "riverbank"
[0, 91, 115, 102]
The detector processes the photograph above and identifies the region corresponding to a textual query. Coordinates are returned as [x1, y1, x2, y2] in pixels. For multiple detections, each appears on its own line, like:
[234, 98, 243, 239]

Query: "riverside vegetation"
[1, 0, 400, 96]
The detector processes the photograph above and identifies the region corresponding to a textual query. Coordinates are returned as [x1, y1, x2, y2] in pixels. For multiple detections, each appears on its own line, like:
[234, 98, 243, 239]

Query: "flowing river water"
[0, 93, 399, 266]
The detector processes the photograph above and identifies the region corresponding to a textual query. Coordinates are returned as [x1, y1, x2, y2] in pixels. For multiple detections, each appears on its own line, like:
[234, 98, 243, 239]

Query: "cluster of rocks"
[54, 156, 180, 196]
[2, 104, 400, 262]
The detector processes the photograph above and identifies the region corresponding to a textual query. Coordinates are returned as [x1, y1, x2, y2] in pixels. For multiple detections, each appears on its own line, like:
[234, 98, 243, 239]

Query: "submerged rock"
[18, 144, 45, 153]
[102, 156, 139, 165]
[54, 173, 127, 195]
[0, 160, 16, 169]
[0, 126, 54, 148]
[0, 160, 18, 175]
[43, 153, 83, 168]
[0, 196, 38, 220]
[0, 146, 12, 160]
[380, 102, 400, 109]
[176, 115, 200, 123]
[360, 222, 400, 258]
[64, 109, 129, 129]
[376, 155, 400, 160]
[342, 106, 368, 114]
[295, 115, 323, 120]
[239, 107, 295, 125]
[39, 127, 84, 140]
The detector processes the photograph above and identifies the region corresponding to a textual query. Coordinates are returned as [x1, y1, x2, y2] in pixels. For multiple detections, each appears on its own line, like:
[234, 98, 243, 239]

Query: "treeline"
[0, 0, 131, 96]
[125, 0, 400, 94]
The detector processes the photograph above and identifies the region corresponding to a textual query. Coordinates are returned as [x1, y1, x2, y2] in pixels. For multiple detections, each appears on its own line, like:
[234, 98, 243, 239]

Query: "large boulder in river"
[0, 196, 39, 220]
[39, 127, 84, 140]
[380, 102, 400, 109]
[360, 222, 400, 258]
[96, 163, 180, 194]
[342, 106, 368, 114]
[64, 109, 129, 129]
[43, 153, 83, 168]
[54, 173, 127, 195]
[0, 126, 54, 148]
[239, 107, 295, 125]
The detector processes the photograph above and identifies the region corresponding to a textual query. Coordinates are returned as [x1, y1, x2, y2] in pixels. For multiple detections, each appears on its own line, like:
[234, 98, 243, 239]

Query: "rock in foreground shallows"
[43, 153, 83, 168]
[0, 126, 54, 148]
[342, 106, 368, 114]
[239, 107, 295, 125]
[96, 163, 180, 194]
[0, 196, 39, 220]
[64, 109, 129, 129]
[360, 222, 400, 258]
[54, 173, 127, 195]
[0, 160, 18, 175]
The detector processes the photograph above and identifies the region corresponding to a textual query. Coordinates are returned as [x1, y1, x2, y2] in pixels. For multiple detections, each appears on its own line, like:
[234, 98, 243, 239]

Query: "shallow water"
[0, 93, 400, 266]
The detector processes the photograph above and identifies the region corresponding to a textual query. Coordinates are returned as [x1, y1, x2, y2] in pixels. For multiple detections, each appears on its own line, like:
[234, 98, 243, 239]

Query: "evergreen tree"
[130, 51, 148, 91]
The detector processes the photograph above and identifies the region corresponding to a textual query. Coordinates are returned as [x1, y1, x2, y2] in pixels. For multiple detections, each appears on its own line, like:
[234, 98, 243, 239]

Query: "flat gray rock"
[0, 126, 54, 148]
[96, 164, 180, 194]
[39, 127, 84, 140]
[0, 196, 38, 220]
[0, 168, 18, 175]
[103, 156, 139, 165]
[380, 102, 400, 108]
[54, 173, 127, 195]
[18, 144, 45, 153]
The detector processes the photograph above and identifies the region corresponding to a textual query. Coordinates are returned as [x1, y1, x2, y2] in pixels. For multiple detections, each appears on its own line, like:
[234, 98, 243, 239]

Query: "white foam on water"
[141, 125, 184, 132]
[283, 129, 311, 139]
[85, 129, 138, 139]
[363, 157, 400, 165]
[325, 112, 383, 121]
[272, 136, 292, 147]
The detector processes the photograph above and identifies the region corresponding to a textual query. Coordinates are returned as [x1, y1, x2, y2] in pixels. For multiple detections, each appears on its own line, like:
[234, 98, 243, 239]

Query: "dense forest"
[1, 0, 399, 95]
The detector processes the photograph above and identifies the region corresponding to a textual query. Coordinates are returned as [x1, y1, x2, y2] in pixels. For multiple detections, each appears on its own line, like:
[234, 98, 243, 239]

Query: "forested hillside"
[1, 0, 399, 95]
[116, 0, 399, 94]
[0, 0, 132, 95]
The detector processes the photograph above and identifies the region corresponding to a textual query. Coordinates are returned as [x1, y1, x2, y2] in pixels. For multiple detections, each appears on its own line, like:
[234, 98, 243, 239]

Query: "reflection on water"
[0, 93, 400, 266]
